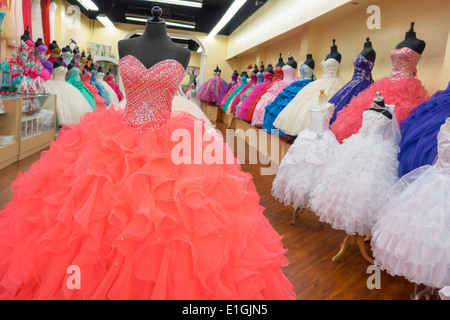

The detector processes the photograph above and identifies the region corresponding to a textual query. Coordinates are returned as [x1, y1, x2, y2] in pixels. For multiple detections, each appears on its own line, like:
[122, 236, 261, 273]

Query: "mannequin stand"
[290, 208, 325, 227]
[411, 284, 440, 300]
[332, 234, 374, 264]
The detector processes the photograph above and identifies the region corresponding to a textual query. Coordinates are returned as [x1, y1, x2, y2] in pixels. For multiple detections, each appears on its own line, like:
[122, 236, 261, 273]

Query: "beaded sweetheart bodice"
[119, 56, 186, 131]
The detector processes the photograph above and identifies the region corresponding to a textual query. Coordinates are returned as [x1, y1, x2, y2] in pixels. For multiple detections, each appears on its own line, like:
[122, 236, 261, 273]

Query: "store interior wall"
[2, 0, 450, 94]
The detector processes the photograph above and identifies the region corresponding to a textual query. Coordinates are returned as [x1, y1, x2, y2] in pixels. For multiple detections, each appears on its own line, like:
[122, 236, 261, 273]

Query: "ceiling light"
[77, 0, 99, 11]
[207, 0, 247, 39]
[125, 14, 195, 29]
[145, 0, 203, 8]
[170, 36, 191, 41]
[97, 14, 115, 27]
[197, 47, 202, 53]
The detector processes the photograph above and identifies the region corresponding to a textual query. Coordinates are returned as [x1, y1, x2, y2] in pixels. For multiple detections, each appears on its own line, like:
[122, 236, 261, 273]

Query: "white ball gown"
[371, 130, 450, 289]
[46, 66, 93, 126]
[273, 58, 345, 136]
[310, 106, 401, 236]
[272, 93, 339, 210]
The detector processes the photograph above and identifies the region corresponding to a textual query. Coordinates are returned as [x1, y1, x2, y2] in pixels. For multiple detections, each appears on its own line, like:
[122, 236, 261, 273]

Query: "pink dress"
[237, 72, 274, 119]
[331, 47, 430, 143]
[230, 73, 257, 115]
[0, 57, 295, 300]
[81, 71, 107, 109]
[251, 65, 297, 127]
[105, 74, 124, 102]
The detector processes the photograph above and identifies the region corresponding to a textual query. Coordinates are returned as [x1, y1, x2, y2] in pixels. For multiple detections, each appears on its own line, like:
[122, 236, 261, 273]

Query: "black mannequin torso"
[396, 22, 426, 55]
[276, 53, 285, 68]
[233, 69, 239, 77]
[118, 7, 191, 69]
[260, 62, 265, 72]
[326, 39, 342, 63]
[253, 63, 259, 74]
[240, 71, 249, 78]
[214, 65, 221, 73]
[360, 37, 376, 63]
[303, 54, 315, 70]
[53, 57, 65, 69]
[265, 62, 274, 74]
[286, 54, 297, 69]
[368, 92, 392, 119]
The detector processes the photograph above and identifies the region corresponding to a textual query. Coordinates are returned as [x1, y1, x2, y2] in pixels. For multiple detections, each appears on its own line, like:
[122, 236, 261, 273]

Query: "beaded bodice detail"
[80, 71, 93, 83]
[299, 64, 315, 81]
[352, 55, 374, 82]
[389, 47, 421, 81]
[120, 56, 186, 131]
[437, 131, 450, 173]
[321, 58, 341, 79]
[281, 65, 298, 83]
[66, 67, 81, 82]
[51, 66, 67, 81]
[214, 72, 221, 79]
[360, 109, 392, 139]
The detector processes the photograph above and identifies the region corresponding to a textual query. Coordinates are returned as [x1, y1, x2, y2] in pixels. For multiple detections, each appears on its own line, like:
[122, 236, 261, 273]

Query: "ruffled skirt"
[310, 134, 400, 236]
[371, 166, 450, 289]
[0, 106, 294, 300]
[272, 129, 339, 210]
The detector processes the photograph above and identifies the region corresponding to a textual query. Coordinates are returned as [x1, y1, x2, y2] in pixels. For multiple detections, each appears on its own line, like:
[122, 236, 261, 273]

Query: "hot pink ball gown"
[0, 56, 295, 300]
[331, 47, 430, 143]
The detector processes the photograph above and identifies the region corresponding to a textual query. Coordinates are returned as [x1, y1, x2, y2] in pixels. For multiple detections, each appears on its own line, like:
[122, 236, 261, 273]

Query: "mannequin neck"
[142, 21, 170, 40]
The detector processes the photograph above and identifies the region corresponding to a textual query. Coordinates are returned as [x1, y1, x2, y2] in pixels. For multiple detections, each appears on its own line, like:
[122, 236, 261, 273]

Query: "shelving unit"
[0, 94, 57, 170]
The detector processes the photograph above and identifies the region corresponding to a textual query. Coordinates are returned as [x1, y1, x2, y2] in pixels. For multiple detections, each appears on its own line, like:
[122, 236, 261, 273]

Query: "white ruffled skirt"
[310, 133, 400, 236]
[272, 129, 339, 210]
[371, 165, 450, 289]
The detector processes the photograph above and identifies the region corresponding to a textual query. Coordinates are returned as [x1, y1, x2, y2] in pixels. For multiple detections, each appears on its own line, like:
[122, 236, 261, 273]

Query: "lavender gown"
[398, 82, 450, 177]
[329, 55, 374, 125]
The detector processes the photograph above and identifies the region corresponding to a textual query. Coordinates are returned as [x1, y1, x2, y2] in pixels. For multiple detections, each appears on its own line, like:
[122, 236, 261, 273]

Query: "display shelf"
[0, 94, 56, 169]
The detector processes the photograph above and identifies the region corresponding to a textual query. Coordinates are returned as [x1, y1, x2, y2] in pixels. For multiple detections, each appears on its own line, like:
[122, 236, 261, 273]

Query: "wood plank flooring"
[0, 121, 415, 300]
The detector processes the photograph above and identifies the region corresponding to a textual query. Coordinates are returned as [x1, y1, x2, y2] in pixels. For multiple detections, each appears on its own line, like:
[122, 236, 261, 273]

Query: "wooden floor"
[0, 121, 415, 300]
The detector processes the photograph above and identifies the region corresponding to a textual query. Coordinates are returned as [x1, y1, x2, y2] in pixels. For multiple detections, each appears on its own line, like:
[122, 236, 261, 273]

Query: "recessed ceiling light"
[207, 0, 247, 39]
[97, 14, 115, 28]
[77, 0, 99, 11]
[144, 0, 203, 8]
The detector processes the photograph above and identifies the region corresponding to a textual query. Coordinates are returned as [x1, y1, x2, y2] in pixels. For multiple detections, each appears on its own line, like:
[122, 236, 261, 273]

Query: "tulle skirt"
[274, 78, 345, 136]
[272, 129, 339, 210]
[310, 134, 400, 236]
[331, 77, 430, 143]
[46, 80, 93, 126]
[263, 80, 312, 134]
[237, 82, 270, 120]
[197, 78, 227, 104]
[252, 83, 290, 127]
[371, 165, 450, 289]
[0, 106, 294, 300]
[398, 84, 450, 177]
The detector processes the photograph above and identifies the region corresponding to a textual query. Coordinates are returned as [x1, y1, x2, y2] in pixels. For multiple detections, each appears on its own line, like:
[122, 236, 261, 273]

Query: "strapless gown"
[0, 56, 295, 300]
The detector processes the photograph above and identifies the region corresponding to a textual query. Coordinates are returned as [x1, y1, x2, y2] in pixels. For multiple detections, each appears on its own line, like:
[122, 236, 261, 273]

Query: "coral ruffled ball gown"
[331, 47, 430, 143]
[81, 71, 107, 109]
[0, 56, 295, 300]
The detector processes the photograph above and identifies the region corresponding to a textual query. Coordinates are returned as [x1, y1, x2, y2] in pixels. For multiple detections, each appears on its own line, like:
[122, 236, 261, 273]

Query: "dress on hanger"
[237, 72, 273, 120]
[0, 1, 18, 42]
[272, 98, 339, 210]
[263, 64, 315, 134]
[81, 71, 107, 109]
[46, 66, 93, 126]
[49, 1, 57, 44]
[8, 0, 24, 47]
[252, 65, 297, 127]
[22, 0, 32, 38]
[41, 0, 51, 46]
[331, 47, 430, 143]
[273, 58, 345, 136]
[66, 67, 97, 111]
[105, 73, 124, 102]
[371, 130, 450, 290]
[398, 82, 450, 177]
[196, 71, 227, 104]
[215, 74, 237, 107]
[31, 0, 44, 40]
[0, 57, 295, 300]
[329, 55, 374, 125]
[310, 107, 401, 236]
